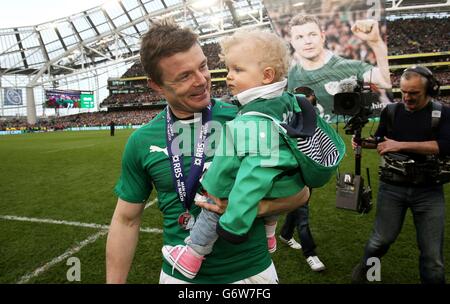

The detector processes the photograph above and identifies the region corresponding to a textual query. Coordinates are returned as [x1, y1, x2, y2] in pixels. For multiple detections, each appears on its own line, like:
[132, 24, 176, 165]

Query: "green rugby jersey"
[114, 99, 272, 283]
[202, 92, 306, 239]
[288, 54, 372, 121]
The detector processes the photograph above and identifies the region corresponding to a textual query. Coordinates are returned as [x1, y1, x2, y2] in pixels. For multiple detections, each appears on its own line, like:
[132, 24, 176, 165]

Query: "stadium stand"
[1, 15, 449, 131]
[1, 0, 450, 286]
[97, 15, 449, 116]
[388, 18, 450, 55]
[0, 110, 160, 131]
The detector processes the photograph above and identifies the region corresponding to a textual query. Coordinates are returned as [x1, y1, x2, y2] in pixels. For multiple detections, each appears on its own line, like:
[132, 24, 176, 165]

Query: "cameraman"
[351, 66, 450, 284]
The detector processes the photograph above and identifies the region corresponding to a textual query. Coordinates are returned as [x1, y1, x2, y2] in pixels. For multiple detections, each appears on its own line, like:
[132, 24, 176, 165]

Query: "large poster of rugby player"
[263, 0, 392, 122]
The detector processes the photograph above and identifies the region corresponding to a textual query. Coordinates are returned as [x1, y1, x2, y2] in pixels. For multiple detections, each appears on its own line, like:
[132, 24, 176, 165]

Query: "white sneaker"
[279, 235, 302, 250]
[306, 256, 326, 272]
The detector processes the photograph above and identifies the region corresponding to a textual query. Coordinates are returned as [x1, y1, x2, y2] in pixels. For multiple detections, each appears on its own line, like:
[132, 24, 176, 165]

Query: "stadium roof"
[0, 0, 270, 82]
[386, 0, 450, 12]
[0, 0, 448, 84]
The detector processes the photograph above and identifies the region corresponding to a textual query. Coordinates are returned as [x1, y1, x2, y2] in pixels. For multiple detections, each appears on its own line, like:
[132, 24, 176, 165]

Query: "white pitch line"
[16, 230, 108, 284]
[144, 198, 157, 209]
[1, 215, 112, 230]
[0, 215, 162, 234]
[0, 198, 160, 233]
[41, 144, 97, 154]
[9, 198, 160, 283]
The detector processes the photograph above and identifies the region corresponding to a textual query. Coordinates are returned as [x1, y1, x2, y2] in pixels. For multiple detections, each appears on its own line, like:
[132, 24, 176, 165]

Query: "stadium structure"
[0, 0, 449, 285]
[0, 0, 449, 132]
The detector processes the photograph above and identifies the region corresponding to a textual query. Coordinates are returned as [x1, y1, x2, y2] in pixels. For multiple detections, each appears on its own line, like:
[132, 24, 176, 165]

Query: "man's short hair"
[401, 71, 428, 88]
[289, 14, 322, 31]
[140, 19, 199, 85]
[219, 29, 290, 82]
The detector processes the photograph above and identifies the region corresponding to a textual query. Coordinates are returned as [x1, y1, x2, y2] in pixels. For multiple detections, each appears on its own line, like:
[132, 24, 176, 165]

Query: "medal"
[178, 211, 195, 230]
[166, 104, 212, 227]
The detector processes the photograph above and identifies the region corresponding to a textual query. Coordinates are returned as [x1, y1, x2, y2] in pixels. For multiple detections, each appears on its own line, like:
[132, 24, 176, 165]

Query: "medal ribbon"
[166, 104, 212, 211]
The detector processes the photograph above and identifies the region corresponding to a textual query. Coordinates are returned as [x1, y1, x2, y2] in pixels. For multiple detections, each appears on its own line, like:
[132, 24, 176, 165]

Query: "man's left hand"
[377, 136, 402, 155]
[195, 187, 310, 217]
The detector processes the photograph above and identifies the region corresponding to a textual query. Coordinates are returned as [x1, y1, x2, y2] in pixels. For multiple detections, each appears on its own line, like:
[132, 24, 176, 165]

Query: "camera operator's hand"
[351, 19, 381, 44]
[377, 136, 402, 155]
[354, 136, 379, 150]
[351, 135, 359, 150]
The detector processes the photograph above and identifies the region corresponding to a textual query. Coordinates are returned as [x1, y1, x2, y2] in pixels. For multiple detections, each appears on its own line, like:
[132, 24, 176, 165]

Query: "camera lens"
[334, 92, 361, 115]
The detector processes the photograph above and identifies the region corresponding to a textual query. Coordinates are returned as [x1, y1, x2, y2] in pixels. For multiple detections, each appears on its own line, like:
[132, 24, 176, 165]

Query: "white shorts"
[159, 261, 278, 284]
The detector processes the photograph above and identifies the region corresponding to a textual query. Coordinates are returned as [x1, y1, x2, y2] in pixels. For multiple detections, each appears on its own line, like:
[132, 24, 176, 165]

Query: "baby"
[162, 29, 344, 280]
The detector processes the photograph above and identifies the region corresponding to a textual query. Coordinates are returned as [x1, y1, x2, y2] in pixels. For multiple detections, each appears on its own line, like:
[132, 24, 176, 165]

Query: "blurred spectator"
[120, 42, 226, 79]
[100, 92, 164, 107]
[0, 109, 162, 131]
[387, 18, 450, 55]
[391, 70, 450, 87]
[3, 17, 448, 131]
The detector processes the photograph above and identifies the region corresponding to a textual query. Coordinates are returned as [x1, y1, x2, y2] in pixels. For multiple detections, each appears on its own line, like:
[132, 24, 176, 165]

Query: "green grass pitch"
[0, 127, 448, 283]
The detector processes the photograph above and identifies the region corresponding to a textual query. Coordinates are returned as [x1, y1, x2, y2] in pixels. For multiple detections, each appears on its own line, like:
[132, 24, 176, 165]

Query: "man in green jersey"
[288, 15, 392, 121]
[106, 19, 309, 284]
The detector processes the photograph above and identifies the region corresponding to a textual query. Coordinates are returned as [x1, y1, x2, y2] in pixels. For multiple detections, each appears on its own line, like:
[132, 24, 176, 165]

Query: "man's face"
[225, 44, 265, 96]
[290, 22, 325, 60]
[400, 76, 429, 111]
[149, 44, 211, 117]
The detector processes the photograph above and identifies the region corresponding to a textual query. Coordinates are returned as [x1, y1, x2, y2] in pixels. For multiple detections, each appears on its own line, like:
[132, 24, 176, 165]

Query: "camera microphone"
[337, 76, 359, 93]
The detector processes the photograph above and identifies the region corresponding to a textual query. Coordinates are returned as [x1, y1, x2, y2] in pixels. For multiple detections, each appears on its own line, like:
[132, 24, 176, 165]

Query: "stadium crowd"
[275, 14, 449, 62]
[0, 109, 161, 131]
[391, 70, 450, 87]
[100, 92, 164, 107]
[107, 16, 450, 85]
[388, 18, 450, 55]
[2, 16, 449, 131]
[121, 42, 225, 79]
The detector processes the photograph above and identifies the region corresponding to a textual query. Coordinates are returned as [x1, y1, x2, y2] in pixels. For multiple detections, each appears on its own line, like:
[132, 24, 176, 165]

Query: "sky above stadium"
[0, 0, 107, 28]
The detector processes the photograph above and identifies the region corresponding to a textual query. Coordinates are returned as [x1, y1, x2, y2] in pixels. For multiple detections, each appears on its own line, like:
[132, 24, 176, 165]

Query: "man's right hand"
[351, 19, 381, 44]
[106, 199, 144, 284]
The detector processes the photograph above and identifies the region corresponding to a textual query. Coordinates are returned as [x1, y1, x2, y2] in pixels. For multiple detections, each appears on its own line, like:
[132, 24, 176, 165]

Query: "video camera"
[333, 78, 379, 135]
[332, 77, 379, 214]
[333, 78, 378, 117]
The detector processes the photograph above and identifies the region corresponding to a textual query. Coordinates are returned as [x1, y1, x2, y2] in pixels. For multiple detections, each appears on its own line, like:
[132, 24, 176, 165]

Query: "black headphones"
[403, 65, 440, 97]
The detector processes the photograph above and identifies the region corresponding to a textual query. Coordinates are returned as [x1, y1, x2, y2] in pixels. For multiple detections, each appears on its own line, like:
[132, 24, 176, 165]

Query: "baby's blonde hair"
[219, 29, 290, 82]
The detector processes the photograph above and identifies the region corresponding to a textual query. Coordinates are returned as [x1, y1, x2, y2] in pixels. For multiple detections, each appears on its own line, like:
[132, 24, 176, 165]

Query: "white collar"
[166, 107, 201, 124]
[324, 50, 333, 64]
[297, 50, 333, 70]
[236, 79, 287, 106]
[178, 115, 201, 124]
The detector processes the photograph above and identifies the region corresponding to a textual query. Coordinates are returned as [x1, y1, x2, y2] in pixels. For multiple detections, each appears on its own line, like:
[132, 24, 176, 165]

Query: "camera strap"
[386, 101, 442, 139]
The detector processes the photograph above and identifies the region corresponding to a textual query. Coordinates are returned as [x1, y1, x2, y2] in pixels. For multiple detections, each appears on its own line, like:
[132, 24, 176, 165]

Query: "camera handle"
[355, 129, 373, 213]
[354, 128, 363, 176]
